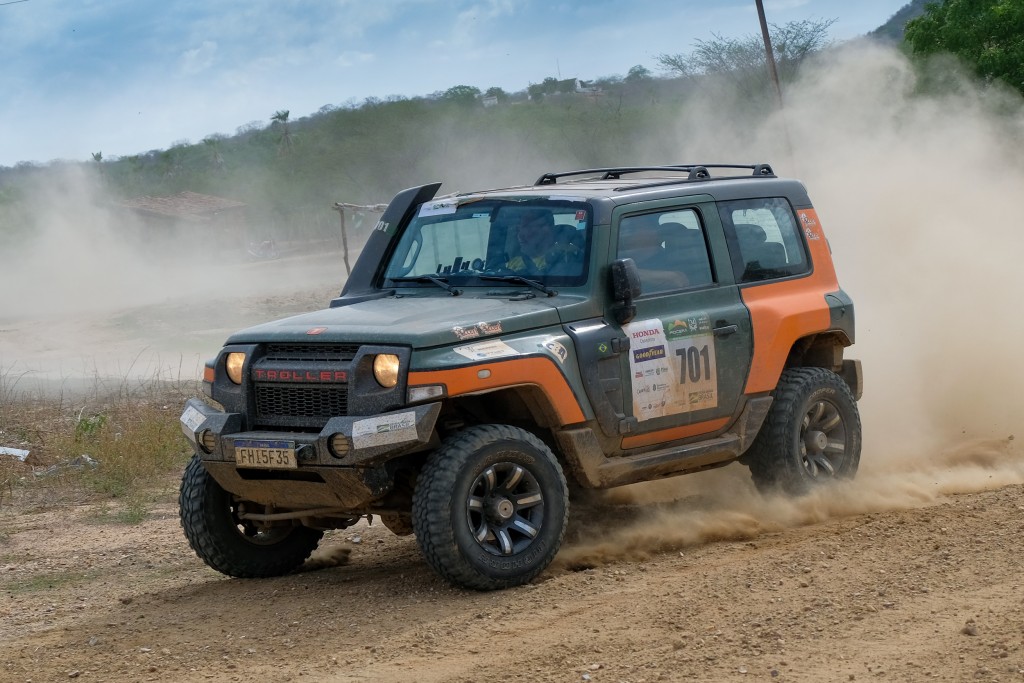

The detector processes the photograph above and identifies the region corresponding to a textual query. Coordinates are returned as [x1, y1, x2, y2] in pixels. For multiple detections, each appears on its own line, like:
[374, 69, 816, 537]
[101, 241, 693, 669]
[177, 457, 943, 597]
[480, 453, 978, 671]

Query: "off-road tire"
[412, 425, 569, 591]
[179, 455, 323, 577]
[747, 367, 861, 495]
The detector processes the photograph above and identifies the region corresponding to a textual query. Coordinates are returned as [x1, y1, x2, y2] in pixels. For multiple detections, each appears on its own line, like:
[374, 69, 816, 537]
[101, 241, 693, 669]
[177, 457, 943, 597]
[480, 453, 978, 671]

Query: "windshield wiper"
[479, 274, 557, 297]
[388, 275, 463, 296]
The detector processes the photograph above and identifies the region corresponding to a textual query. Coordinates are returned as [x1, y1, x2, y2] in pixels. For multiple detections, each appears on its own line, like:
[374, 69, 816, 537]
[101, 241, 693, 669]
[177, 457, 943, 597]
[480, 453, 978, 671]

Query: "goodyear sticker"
[623, 316, 718, 421]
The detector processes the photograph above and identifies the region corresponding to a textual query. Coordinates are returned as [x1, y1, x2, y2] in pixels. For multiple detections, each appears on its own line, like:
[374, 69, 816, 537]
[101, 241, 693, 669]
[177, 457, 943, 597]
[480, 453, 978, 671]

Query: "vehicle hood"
[224, 294, 564, 349]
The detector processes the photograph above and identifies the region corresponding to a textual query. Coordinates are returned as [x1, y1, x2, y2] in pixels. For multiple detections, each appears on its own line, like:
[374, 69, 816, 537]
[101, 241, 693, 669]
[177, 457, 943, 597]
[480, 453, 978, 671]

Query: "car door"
[608, 199, 753, 445]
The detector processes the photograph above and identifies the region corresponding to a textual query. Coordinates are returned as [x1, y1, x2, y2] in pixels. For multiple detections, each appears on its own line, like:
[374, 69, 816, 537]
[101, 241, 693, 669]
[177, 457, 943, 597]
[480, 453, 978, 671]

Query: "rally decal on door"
[623, 315, 718, 421]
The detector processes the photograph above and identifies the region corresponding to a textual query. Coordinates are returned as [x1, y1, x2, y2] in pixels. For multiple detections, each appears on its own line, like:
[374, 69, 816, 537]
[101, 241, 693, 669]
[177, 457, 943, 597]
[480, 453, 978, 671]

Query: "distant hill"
[869, 0, 935, 42]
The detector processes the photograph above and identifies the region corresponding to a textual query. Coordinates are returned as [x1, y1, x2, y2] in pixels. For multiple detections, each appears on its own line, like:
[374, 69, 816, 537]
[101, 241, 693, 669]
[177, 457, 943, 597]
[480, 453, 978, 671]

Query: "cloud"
[180, 40, 218, 75]
[336, 51, 375, 68]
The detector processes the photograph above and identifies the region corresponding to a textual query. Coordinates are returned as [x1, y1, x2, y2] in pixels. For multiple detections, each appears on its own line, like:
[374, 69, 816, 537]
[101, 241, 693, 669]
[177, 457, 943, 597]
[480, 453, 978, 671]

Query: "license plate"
[234, 439, 297, 470]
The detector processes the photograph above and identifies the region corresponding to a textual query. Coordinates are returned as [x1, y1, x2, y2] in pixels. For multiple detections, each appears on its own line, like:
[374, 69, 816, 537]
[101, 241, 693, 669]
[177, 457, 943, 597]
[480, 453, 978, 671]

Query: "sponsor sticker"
[799, 211, 820, 239]
[418, 199, 458, 217]
[180, 405, 206, 432]
[352, 411, 418, 449]
[544, 340, 568, 363]
[454, 339, 519, 360]
[453, 321, 503, 340]
[623, 316, 718, 421]
[453, 325, 481, 341]
[476, 321, 503, 335]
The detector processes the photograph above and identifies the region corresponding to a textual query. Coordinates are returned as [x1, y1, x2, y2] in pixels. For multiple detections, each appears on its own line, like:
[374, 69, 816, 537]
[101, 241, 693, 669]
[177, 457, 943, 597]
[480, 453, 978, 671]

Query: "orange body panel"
[409, 357, 586, 426]
[741, 208, 838, 394]
[620, 417, 730, 450]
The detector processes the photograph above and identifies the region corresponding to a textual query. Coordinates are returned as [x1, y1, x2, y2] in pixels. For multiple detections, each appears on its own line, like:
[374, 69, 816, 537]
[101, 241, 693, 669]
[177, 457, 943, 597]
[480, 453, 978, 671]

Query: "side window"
[617, 208, 714, 295]
[719, 198, 809, 283]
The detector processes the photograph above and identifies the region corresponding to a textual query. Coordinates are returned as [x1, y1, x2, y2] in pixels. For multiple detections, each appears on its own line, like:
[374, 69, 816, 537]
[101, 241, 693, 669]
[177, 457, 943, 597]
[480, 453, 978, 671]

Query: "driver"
[506, 209, 580, 275]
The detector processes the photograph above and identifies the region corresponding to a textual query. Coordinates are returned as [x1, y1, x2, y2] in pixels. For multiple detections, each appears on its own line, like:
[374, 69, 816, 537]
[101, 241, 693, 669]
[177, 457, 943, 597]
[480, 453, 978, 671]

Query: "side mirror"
[610, 258, 642, 324]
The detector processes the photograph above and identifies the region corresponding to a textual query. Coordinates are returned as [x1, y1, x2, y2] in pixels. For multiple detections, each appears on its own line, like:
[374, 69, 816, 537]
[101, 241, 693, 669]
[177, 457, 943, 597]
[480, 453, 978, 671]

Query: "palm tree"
[270, 109, 293, 155]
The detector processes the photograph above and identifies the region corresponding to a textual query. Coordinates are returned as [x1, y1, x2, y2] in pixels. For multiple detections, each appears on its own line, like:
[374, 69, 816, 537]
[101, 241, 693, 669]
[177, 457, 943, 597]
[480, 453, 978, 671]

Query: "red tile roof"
[120, 191, 245, 219]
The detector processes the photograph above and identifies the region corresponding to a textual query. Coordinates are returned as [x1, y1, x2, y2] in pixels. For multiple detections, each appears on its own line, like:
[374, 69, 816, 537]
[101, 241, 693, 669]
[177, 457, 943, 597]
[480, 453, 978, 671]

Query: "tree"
[91, 152, 103, 163]
[905, 0, 1024, 95]
[270, 110, 293, 155]
[442, 85, 481, 106]
[657, 18, 836, 80]
[203, 136, 225, 170]
[484, 86, 510, 103]
[625, 65, 653, 83]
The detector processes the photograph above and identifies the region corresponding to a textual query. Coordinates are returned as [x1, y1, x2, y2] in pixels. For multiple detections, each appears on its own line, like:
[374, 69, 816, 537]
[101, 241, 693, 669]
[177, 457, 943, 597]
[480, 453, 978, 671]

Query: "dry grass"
[0, 367, 201, 516]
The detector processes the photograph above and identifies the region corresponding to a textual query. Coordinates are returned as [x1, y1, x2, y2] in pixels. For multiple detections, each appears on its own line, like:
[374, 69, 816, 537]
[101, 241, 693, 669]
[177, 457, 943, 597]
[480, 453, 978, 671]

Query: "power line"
[0, 0, 31, 6]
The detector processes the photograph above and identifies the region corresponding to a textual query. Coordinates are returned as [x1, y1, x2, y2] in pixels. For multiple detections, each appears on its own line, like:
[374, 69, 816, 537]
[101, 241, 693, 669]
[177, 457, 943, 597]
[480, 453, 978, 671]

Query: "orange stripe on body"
[620, 417, 730, 450]
[408, 357, 586, 425]
[741, 208, 837, 394]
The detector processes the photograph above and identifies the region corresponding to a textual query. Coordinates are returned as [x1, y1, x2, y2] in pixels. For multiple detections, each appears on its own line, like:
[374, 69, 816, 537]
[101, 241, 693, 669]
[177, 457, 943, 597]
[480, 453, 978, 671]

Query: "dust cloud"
[0, 167, 349, 389]
[559, 40, 1024, 566]
[1, 37, 1020, 557]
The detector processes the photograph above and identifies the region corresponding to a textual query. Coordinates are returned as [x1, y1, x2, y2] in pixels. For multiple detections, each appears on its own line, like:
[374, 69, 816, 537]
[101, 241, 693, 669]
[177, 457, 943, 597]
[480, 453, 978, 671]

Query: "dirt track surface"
[2, 453, 1024, 683]
[3, 250, 1024, 682]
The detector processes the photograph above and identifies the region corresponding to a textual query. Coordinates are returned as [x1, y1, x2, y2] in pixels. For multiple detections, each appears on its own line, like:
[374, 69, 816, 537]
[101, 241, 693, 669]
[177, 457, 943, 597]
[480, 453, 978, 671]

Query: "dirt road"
[2, 247, 1023, 681]
[2, 439, 1023, 683]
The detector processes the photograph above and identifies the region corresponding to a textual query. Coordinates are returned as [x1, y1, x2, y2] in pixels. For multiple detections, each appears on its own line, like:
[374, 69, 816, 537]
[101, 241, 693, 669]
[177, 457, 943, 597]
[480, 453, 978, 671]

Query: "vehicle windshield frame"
[380, 196, 592, 291]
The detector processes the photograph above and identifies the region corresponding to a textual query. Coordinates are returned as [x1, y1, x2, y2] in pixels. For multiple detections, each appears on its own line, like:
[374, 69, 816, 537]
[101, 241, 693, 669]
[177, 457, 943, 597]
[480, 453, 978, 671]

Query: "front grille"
[255, 384, 348, 429]
[264, 343, 360, 362]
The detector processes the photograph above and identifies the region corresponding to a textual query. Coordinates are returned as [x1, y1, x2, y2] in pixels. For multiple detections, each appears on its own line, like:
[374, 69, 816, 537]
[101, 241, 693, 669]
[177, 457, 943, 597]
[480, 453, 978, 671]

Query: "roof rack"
[533, 163, 775, 186]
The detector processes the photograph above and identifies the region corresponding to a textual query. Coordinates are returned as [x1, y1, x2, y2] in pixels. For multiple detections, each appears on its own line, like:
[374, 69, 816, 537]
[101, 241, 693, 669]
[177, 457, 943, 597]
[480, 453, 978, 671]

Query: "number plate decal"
[233, 439, 298, 469]
[624, 316, 718, 421]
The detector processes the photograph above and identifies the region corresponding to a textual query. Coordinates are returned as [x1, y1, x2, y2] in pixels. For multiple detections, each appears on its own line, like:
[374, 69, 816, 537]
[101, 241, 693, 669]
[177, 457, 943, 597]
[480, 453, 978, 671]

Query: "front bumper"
[179, 398, 441, 509]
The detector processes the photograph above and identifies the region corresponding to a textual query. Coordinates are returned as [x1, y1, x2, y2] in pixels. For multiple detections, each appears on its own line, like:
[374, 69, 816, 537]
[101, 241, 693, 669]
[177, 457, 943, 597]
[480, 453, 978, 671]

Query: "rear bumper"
[179, 398, 440, 509]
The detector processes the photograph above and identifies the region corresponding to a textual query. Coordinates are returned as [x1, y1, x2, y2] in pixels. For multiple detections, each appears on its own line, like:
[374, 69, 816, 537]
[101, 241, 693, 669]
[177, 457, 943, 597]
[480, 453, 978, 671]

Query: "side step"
[555, 397, 772, 489]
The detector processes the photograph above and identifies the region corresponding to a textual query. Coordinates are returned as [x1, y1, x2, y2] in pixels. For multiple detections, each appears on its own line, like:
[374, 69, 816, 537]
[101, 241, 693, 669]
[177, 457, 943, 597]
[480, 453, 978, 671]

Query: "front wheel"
[412, 425, 569, 590]
[747, 367, 862, 495]
[179, 455, 323, 577]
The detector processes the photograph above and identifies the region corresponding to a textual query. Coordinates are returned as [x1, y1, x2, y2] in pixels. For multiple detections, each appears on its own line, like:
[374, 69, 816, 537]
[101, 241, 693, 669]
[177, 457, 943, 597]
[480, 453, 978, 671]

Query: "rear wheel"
[412, 425, 569, 590]
[747, 367, 861, 494]
[179, 455, 323, 577]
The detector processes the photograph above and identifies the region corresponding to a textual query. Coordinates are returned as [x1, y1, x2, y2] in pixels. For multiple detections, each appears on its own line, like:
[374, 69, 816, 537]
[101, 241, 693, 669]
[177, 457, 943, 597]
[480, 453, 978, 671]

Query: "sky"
[0, 0, 908, 167]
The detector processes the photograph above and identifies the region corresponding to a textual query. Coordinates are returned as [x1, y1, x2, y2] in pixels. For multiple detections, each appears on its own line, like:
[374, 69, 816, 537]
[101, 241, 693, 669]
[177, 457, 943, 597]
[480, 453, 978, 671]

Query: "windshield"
[382, 197, 591, 289]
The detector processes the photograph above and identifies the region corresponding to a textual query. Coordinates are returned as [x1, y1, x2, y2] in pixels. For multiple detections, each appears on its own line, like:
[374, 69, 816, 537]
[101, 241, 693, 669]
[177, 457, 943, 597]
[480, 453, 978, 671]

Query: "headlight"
[225, 352, 246, 384]
[372, 353, 400, 388]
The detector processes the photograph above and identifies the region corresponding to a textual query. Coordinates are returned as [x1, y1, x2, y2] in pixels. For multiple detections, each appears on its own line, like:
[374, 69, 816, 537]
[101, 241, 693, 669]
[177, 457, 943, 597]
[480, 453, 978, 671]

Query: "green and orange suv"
[179, 164, 862, 590]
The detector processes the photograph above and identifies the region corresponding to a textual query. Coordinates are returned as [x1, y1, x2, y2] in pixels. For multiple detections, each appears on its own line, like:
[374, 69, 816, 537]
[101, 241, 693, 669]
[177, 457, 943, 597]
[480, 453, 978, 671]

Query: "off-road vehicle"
[179, 163, 863, 590]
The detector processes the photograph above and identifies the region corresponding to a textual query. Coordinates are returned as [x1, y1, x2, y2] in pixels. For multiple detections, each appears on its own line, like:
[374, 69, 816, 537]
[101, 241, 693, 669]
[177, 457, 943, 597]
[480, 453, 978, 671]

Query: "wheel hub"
[488, 496, 515, 521]
[805, 430, 828, 452]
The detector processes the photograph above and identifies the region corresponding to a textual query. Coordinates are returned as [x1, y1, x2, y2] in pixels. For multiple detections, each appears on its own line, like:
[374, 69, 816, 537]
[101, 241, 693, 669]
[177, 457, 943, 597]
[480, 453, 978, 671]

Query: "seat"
[660, 222, 712, 286]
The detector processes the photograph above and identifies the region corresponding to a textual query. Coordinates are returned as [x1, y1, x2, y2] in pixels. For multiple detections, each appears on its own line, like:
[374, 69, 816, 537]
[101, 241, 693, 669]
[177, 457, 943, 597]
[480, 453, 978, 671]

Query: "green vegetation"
[906, 0, 1024, 96]
[0, 374, 197, 514]
[3, 5, 989, 249]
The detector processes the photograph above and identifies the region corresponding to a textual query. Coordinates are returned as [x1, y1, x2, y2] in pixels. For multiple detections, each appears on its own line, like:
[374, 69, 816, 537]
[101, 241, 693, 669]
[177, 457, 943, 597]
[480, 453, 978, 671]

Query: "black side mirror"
[610, 258, 642, 324]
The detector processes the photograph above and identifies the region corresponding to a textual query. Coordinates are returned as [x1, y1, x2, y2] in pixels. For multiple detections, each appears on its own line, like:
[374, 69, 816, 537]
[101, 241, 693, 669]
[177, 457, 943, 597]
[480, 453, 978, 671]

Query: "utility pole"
[755, 0, 784, 109]
[754, 0, 794, 168]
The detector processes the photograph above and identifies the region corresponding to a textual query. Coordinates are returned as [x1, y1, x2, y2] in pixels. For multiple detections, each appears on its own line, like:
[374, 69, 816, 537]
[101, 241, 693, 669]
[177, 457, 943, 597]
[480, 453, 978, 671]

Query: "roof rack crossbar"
[534, 164, 774, 185]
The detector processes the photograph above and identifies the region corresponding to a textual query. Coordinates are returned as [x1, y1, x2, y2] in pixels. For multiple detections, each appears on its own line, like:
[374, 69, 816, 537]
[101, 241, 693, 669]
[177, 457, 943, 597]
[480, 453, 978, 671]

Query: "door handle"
[713, 324, 738, 337]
